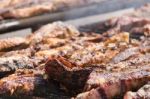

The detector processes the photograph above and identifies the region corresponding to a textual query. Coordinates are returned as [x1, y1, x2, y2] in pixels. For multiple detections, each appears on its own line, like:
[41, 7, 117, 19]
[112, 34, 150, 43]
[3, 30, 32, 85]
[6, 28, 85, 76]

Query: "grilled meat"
[1, 22, 81, 56]
[0, 0, 30, 9]
[44, 22, 149, 98]
[45, 32, 132, 92]
[76, 66, 150, 99]
[45, 56, 92, 93]
[1, 1, 54, 18]
[0, 56, 44, 78]
[29, 22, 80, 44]
[67, 32, 130, 67]
[75, 51, 150, 99]
[0, 0, 100, 19]
[103, 16, 150, 38]
[0, 37, 29, 52]
[124, 82, 150, 99]
[35, 42, 88, 58]
[0, 69, 49, 96]
[0, 47, 34, 57]
[111, 47, 140, 63]
[0, 15, 149, 99]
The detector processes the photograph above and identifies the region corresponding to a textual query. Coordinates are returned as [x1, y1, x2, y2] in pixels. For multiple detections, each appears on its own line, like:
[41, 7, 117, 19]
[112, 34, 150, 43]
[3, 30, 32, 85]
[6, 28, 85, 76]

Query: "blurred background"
[0, 0, 150, 38]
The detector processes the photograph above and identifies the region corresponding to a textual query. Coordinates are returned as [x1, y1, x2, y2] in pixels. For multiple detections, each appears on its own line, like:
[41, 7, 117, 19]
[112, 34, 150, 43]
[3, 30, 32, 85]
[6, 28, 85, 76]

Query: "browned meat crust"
[0, 22, 83, 79]
[45, 32, 133, 93]
[103, 16, 150, 39]
[43, 21, 150, 98]
[45, 56, 92, 94]
[0, 15, 149, 99]
[0, 0, 100, 19]
[0, 69, 48, 96]
[74, 49, 150, 99]
[0, 56, 44, 78]
[0, 37, 29, 52]
[75, 65, 150, 99]
[124, 82, 150, 99]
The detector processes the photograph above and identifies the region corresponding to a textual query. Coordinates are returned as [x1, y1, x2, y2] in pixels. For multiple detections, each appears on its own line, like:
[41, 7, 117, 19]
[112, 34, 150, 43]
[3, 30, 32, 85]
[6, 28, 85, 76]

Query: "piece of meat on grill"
[45, 34, 149, 98]
[0, 69, 50, 96]
[67, 32, 130, 67]
[34, 34, 103, 58]
[111, 47, 140, 63]
[0, 0, 54, 19]
[35, 42, 86, 58]
[75, 66, 150, 99]
[2, 2, 54, 18]
[124, 82, 150, 99]
[0, 0, 30, 9]
[0, 0, 100, 19]
[0, 37, 29, 52]
[34, 36, 103, 52]
[45, 33, 132, 93]
[74, 52, 150, 99]
[103, 16, 150, 38]
[0, 55, 44, 78]
[0, 47, 34, 57]
[29, 22, 80, 44]
[45, 56, 92, 94]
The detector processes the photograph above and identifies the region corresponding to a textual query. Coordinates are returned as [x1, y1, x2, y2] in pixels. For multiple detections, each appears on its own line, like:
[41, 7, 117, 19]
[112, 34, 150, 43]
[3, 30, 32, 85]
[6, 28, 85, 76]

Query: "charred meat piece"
[103, 16, 150, 38]
[0, 0, 99, 19]
[45, 32, 149, 98]
[140, 37, 150, 53]
[31, 28, 103, 53]
[35, 33, 103, 58]
[35, 42, 85, 58]
[35, 44, 75, 58]
[0, 56, 44, 78]
[124, 82, 150, 99]
[76, 53, 150, 99]
[0, 69, 49, 96]
[45, 56, 92, 93]
[0, 0, 31, 9]
[1, 1, 54, 18]
[0, 37, 29, 52]
[0, 47, 34, 57]
[0, 0, 55, 18]
[29, 22, 80, 44]
[67, 32, 130, 67]
[67, 44, 112, 67]
[111, 47, 140, 63]
[75, 65, 150, 99]
[45, 33, 132, 94]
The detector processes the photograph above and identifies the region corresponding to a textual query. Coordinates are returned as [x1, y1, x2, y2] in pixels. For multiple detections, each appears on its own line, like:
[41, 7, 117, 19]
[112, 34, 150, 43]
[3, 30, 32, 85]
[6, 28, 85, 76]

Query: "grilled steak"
[29, 22, 80, 44]
[0, 37, 29, 52]
[75, 38, 149, 99]
[124, 82, 150, 99]
[45, 56, 92, 94]
[103, 16, 150, 39]
[0, 56, 44, 78]
[44, 20, 150, 98]
[45, 32, 132, 92]
[0, 13, 149, 99]
[75, 66, 150, 99]
[74, 52, 150, 99]
[0, 0, 100, 19]
[0, 47, 34, 57]
[0, 69, 49, 96]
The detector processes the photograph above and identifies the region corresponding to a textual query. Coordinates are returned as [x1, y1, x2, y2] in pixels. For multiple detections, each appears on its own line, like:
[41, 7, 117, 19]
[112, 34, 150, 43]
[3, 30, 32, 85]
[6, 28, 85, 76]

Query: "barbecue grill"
[0, 0, 150, 99]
